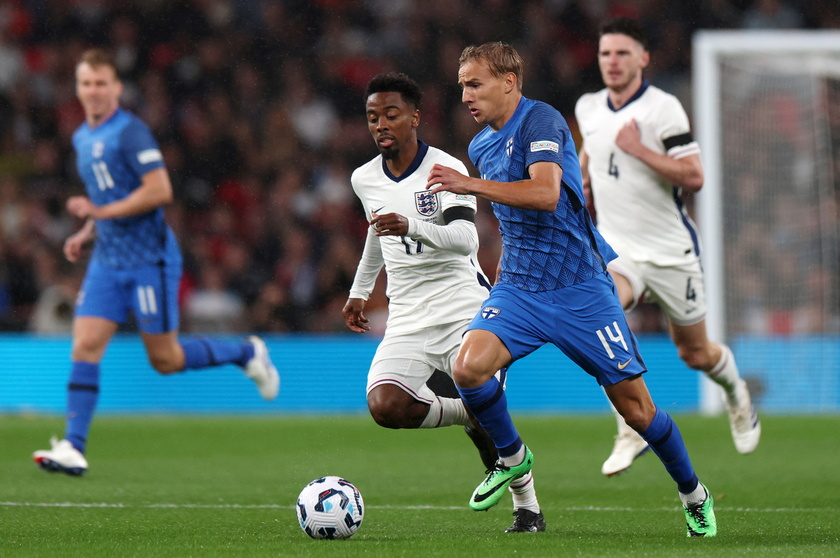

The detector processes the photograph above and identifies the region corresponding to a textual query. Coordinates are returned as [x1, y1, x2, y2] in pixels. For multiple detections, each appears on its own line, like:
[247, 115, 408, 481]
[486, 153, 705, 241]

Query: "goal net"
[693, 31, 840, 412]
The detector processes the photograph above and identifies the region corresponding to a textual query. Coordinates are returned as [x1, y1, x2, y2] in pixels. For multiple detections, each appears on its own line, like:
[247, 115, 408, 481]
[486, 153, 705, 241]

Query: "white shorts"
[608, 256, 707, 326]
[366, 319, 469, 404]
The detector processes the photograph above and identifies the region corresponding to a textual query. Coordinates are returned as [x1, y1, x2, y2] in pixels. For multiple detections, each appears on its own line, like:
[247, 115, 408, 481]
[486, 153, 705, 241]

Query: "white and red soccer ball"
[296, 476, 364, 539]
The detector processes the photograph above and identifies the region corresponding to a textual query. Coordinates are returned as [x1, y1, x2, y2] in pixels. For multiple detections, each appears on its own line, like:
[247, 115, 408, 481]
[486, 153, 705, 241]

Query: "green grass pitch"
[2, 414, 838, 557]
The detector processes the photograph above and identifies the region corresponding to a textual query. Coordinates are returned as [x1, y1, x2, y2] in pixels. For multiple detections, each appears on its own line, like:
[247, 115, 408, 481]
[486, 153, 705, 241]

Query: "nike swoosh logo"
[472, 481, 509, 503]
[371, 206, 385, 214]
[617, 358, 633, 370]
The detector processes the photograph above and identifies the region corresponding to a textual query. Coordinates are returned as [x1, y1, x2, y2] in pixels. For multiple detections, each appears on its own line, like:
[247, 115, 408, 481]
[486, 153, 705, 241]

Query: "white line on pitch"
[0, 502, 832, 512]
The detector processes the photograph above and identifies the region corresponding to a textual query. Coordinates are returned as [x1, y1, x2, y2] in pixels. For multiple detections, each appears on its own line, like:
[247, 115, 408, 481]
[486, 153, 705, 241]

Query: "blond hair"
[77, 48, 119, 79]
[459, 42, 523, 91]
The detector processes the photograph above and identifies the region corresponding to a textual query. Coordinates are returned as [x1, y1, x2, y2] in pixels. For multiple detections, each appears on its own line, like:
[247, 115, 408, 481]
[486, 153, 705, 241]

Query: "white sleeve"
[574, 94, 593, 156]
[348, 227, 384, 300]
[656, 95, 700, 159]
[405, 217, 478, 256]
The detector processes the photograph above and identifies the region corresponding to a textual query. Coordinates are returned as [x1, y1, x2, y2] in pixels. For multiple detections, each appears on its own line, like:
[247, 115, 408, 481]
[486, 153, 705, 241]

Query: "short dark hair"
[364, 72, 422, 109]
[599, 17, 648, 50]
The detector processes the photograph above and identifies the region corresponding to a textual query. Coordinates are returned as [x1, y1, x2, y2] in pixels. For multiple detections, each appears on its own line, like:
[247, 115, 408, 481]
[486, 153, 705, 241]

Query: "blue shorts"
[467, 272, 646, 386]
[75, 259, 181, 334]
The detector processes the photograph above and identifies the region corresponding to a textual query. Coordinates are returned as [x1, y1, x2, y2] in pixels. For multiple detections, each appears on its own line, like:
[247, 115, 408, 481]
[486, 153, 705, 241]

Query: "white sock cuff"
[500, 445, 526, 467]
[509, 472, 540, 512]
[419, 397, 470, 428]
[679, 482, 708, 507]
[710, 343, 733, 375]
[419, 397, 444, 428]
[510, 471, 533, 490]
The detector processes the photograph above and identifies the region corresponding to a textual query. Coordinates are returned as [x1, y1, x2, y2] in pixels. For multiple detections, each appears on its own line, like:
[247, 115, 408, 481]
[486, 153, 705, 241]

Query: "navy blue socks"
[65, 361, 100, 453]
[180, 338, 253, 370]
[457, 376, 523, 458]
[640, 406, 699, 494]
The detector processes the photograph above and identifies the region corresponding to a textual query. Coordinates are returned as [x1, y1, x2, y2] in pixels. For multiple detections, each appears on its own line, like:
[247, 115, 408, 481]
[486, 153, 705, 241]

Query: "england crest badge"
[415, 191, 438, 216]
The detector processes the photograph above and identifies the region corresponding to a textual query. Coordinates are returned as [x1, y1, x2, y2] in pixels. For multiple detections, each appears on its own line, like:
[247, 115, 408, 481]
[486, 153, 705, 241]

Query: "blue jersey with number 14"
[72, 107, 181, 269]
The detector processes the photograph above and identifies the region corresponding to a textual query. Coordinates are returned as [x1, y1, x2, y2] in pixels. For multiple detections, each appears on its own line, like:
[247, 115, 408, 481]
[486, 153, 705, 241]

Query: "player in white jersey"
[575, 18, 761, 477]
[343, 72, 543, 532]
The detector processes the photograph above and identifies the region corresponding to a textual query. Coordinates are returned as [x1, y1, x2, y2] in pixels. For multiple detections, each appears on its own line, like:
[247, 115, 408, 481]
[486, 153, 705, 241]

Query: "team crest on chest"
[414, 191, 438, 216]
[92, 141, 105, 158]
[505, 137, 514, 157]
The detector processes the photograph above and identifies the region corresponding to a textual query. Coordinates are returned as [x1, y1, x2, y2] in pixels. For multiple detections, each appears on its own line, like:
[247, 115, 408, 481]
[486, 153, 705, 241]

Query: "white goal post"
[693, 31, 840, 413]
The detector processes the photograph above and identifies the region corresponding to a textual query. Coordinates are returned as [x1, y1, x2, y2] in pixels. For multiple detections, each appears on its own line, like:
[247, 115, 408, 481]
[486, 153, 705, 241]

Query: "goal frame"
[692, 30, 840, 413]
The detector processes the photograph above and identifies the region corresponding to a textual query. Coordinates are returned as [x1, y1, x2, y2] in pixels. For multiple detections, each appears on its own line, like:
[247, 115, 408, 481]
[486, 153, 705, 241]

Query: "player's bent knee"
[452, 360, 491, 389]
[367, 399, 408, 429]
[367, 391, 403, 428]
[367, 387, 425, 429]
[148, 355, 182, 375]
[623, 411, 651, 432]
[612, 393, 656, 432]
[71, 338, 107, 362]
[368, 406, 400, 429]
[677, 345, 714, 371]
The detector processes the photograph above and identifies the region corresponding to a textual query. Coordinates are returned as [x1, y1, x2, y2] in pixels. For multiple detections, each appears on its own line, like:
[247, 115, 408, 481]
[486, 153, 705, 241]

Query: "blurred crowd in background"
[0, 0, 838, 336]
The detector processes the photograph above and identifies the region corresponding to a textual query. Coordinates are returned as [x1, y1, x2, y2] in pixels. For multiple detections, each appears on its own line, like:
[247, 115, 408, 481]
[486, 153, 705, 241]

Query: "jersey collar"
[607, 79, 649, 112]
[381, 140, 429, 182]
[85, 106, 124, 131]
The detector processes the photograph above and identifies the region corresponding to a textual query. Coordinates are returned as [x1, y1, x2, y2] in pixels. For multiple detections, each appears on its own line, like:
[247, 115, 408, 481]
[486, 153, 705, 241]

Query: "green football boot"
[469, 446, 534, 511]
[683, 483, 717, 537]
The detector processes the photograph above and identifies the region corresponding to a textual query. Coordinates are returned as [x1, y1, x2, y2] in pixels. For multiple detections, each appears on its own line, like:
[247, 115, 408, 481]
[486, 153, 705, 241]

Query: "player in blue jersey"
[32, 49, 279, 477]
[344, 72, 542, 532]
[427, 42, 716, 537]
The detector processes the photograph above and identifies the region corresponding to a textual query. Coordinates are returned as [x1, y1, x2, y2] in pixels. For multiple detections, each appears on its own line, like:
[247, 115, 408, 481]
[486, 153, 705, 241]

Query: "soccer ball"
[296, 476, 364, 539]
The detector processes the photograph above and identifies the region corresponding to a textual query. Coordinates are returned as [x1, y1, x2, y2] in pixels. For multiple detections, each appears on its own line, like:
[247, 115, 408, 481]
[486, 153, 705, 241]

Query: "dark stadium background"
[1, 0, 837, 336]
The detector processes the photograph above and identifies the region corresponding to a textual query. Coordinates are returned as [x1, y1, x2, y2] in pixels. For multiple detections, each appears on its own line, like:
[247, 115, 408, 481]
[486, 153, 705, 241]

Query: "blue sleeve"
[519, 102, 568, 170]
[119, 118, 165, 178]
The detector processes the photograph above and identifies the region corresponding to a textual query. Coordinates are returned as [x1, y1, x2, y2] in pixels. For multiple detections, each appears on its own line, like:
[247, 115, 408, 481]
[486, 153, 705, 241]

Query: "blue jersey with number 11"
[72, 107, 181, 269]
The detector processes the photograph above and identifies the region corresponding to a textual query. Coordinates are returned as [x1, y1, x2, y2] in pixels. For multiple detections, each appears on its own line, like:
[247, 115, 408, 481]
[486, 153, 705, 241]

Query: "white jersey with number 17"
[576, 83, 701, 266]
[350, 141, 491, 335]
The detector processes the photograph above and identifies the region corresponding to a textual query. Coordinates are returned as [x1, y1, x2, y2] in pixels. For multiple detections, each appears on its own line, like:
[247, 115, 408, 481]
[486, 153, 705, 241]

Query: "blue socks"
[640, 407, 699, 494]
[180, 338, 253, 370]
[65, 362, 100, 454]
[457, 377, 522, 458]
[62, 340, 255, 454]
